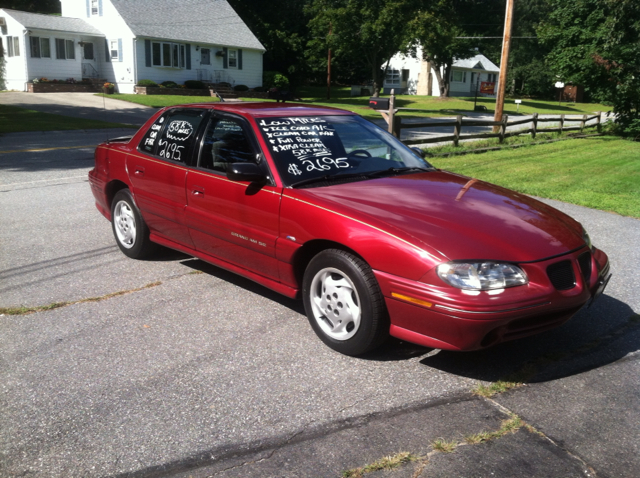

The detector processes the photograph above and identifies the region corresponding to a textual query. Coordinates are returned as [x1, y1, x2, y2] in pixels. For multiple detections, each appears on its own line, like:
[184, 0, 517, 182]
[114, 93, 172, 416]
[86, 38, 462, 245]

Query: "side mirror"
[411, 147, 426, 158]
[227, 162, 266, 183]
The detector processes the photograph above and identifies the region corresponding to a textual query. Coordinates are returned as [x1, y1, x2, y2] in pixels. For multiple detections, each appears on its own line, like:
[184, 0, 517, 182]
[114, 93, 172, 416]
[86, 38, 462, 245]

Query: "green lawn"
[98, 93, 220, 108]
[296, 86, 612, 119]
[0, 104, 134, 133]
[98, 86, 611, 121]
[431, 136, 640, 218]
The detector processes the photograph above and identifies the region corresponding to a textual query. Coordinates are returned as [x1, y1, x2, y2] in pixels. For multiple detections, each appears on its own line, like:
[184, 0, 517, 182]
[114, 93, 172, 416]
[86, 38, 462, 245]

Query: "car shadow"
[179, 258, 306, 315]
[178, 258, 638, 378]
[416, 293, 639, 383]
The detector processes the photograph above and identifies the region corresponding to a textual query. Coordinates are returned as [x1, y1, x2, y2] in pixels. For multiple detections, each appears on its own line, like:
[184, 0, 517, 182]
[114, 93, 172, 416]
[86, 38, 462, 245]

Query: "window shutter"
[186, 44, 191, 70]
[145, 39, 151, 67]
[98, 0, 103, 16]
[238, 49, 242, 70]
[118, 38, 123, 62]
[223, 47, 228, 69]
[104, 39, 110, 62]
[86, 0, 90, 17]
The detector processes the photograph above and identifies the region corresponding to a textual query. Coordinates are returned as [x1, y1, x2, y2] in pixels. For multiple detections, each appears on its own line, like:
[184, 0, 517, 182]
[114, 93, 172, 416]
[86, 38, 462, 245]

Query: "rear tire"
[302, 249, 389, 356]
[111, 189, 155, 259]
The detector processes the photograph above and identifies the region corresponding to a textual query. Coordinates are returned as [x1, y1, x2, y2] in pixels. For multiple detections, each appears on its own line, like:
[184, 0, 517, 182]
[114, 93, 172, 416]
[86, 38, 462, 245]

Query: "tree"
[226, 0, 312, 86]
[407, 0, 503, 98]
[539, 0, 640, 135]
[0, 0, 60, 13]
[503, 0, 554, 98]
[306, 0, 416, 96]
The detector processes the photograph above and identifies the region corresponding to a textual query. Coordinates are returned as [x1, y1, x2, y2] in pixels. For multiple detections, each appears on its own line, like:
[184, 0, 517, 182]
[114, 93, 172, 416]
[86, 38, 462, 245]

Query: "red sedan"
[89, 102, 611, 356]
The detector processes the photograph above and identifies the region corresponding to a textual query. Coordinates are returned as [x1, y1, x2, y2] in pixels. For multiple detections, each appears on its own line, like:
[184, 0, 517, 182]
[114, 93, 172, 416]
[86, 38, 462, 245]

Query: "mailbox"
[369, 97, 390, 110]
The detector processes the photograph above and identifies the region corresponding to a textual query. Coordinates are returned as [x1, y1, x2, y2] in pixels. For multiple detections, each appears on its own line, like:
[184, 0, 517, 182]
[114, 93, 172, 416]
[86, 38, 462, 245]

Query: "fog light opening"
[481, 327, 505, 348]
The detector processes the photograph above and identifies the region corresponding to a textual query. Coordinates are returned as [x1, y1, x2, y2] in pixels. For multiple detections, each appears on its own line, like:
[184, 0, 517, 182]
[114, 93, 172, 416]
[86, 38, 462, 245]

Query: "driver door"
[185, 114, 282, 281]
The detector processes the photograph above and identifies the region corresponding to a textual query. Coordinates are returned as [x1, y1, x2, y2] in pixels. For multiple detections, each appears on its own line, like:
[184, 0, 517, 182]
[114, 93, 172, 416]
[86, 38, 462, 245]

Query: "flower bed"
[134, 86, 211, 96]
[28, 83, 102, 93]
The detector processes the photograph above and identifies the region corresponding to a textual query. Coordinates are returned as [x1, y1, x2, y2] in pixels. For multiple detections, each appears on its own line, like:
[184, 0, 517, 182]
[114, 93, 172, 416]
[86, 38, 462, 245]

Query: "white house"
[383, 49, 500, 97]
[0, 0, 265, 93]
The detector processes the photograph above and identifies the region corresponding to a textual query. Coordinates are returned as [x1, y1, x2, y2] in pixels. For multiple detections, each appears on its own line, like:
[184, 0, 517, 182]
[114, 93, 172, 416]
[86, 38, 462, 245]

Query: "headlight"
[437, 262, 528, 290]
[582, 227, 592, 250]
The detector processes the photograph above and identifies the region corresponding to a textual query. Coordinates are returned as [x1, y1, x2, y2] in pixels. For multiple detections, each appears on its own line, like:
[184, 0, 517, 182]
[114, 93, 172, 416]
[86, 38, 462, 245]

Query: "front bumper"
[375, 246, 610, 351]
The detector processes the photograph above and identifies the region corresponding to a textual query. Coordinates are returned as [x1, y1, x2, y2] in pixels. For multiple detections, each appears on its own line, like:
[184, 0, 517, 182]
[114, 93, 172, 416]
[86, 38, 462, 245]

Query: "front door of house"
[82, 42, 97, 78]
[201, 48, 210, 66]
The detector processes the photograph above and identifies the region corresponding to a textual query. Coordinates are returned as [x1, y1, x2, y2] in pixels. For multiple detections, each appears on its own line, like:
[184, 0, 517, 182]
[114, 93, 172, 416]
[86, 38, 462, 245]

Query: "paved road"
[0, 96, 639, 477]
[0, 91, 155, 126]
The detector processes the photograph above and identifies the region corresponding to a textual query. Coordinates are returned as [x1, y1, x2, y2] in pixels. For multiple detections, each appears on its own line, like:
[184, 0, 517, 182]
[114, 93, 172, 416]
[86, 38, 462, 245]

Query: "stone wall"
[28, 83, 102, 93]
[134, 86, 212, 96]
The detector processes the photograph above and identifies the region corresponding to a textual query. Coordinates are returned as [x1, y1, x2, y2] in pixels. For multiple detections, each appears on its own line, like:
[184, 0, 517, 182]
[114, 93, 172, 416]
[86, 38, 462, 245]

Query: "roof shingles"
[111, 0, 264, 50]
[1, 8, 103, 36]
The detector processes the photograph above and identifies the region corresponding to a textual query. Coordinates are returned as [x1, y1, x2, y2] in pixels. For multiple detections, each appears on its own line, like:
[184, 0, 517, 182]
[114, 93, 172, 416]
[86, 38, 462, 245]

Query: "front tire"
[302, 249, 389, 356]
[111, 189, 155, 259]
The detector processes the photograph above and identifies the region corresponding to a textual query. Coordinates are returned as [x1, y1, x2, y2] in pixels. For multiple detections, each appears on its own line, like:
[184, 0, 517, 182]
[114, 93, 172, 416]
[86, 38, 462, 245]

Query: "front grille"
[547, 260, 576, 290]
[578, 251, 592, 283]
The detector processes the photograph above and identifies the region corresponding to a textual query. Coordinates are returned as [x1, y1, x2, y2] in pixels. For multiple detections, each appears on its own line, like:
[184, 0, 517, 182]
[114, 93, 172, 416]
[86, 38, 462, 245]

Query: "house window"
[385, 69, 399, 85]
[451, 70, 466, 83]
[91, 0, 99, 15]
[385, 69, 400, 85]
[30, 37, 51, 58]
[200, 48, 210, 65]
[55, 39, 75, 59]
[152, 41, 185, 68]
[66, 40, 75, 59]
[162, 43, 171, 65]
[7, 36, 20, 57]
[228, 49, 237, 68]
[83, 42, 94, 60]
[487, 73, 497, 82]
[110, 40, 118, 60]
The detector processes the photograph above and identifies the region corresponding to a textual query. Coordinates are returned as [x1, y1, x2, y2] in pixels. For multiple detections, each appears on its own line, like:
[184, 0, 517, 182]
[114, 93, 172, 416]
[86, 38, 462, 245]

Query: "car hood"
[298, 171, 585, 263]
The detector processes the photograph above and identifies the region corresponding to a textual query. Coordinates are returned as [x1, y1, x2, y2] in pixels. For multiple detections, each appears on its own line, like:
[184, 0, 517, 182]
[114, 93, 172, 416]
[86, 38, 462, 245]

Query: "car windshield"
[256, 115, 434, 187]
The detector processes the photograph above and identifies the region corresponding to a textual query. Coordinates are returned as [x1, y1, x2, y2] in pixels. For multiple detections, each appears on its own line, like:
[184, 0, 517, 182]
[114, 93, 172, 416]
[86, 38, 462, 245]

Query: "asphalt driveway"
[0, 93, 638, 477]
[0, 91, 155, 126]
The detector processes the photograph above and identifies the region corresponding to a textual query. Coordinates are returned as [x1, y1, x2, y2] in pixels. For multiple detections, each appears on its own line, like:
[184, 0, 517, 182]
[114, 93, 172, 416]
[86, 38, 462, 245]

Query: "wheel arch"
[293, 239, 365, 288]
[106, 180, 131, 210]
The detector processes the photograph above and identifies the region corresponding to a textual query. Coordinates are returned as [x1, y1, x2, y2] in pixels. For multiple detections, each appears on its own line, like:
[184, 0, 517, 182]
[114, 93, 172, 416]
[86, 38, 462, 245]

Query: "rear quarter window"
[138, 109, 207, 163]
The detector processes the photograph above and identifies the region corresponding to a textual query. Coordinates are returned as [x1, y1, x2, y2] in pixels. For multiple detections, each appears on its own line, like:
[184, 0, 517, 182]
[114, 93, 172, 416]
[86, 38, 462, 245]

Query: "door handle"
[191, 186, 205, 197]
[134, 166, 145, 177]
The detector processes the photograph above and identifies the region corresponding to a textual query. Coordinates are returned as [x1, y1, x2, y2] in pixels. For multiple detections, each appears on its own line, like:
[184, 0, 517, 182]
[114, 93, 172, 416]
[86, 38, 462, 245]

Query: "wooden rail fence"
[378, 91, 603, 147]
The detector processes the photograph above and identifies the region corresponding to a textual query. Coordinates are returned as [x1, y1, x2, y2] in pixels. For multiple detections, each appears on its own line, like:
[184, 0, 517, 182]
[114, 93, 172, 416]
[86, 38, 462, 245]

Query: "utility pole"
[327, 23, 332, 100]
[493, 0, 514, 132]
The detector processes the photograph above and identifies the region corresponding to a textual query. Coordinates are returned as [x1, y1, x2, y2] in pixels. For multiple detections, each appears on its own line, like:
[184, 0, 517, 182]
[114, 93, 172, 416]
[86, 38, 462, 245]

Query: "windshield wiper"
[289, 167, 431, 189]
[289, 171, 370, 189]
[367, 167, 432, 178]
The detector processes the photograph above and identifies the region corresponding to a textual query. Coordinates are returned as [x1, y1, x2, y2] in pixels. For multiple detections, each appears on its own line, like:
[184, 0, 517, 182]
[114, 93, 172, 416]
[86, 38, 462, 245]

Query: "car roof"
[174, 102, 356, 118]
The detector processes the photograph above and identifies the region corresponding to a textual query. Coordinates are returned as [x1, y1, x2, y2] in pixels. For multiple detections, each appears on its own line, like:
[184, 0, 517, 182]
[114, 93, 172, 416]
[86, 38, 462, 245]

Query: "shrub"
[160, 81, 178, 88]
[137, 79, 158, 87]
[233, 84, 249, 92]
[263, 71, 279, 88]
[273, 74, 290, 90]
[184, 80, 206, 89]
[253, 86, 268, 92]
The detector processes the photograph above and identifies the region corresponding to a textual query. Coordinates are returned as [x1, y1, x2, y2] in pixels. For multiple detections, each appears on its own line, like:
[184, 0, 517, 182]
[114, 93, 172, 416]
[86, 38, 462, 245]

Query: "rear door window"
[138, 109, 207, 164]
